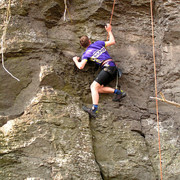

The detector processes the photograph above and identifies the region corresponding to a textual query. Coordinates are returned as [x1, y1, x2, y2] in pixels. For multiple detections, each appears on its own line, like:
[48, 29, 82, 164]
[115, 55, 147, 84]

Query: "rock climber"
[73, 24, 126, 118]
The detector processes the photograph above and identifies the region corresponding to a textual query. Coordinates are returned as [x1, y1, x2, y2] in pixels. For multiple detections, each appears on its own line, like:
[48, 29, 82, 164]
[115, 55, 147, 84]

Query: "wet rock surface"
[0, 0, 180, 179]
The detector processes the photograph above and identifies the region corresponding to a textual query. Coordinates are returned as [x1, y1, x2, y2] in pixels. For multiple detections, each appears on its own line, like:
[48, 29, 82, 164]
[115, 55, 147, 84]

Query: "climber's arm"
[73, 56, 87, 70]
[105, 24, 116, 47]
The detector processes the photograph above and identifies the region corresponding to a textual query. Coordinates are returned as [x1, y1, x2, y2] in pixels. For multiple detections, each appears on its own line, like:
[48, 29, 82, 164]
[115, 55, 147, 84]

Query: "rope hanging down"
[150, 0, 163, 179]
[109, 0, 116, 25]
[107, 0, 120, 90]
[63, 0, 72, 23]
[107, 0, 116, 41]
[63, 0, 67, 21]
[20, 0, 24, 7]
[1, 0, 20, 81]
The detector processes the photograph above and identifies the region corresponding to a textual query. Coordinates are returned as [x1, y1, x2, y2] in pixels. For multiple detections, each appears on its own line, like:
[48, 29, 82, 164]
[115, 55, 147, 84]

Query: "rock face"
[0, 0, 180, 180]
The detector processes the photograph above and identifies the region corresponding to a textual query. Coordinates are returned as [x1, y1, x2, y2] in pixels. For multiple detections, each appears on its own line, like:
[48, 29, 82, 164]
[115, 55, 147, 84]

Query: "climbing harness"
[101, 59, 113, 67]
[1, 0, 20, 81]
[150, 0, 163, 179]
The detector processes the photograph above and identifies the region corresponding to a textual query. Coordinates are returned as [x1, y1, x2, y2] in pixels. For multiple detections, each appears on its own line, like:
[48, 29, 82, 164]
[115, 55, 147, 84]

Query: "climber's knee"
[91, 81, 101, 92]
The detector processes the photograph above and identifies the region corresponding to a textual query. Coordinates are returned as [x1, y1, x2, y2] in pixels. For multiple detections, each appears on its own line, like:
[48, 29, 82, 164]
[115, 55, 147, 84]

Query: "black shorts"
[95, 66, 117, 86]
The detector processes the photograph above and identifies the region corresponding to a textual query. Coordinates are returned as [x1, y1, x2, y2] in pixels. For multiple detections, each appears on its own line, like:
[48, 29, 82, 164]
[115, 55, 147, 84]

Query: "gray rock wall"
[0, 0, 179, 179]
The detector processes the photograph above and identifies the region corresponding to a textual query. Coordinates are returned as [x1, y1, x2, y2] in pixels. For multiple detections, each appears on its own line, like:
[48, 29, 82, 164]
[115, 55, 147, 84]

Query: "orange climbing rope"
[108, 1, 163, 179]
[108, 0, 163, 178]
[107, 0, 116, 41]
[109, 0, 116, 25]
[150, 0, 163, 180]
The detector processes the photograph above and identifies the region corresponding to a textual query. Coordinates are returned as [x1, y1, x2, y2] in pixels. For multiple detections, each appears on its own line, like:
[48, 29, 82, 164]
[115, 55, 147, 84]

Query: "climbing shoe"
[82, 106, 97, 118]
[112, 91, 126, 102]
